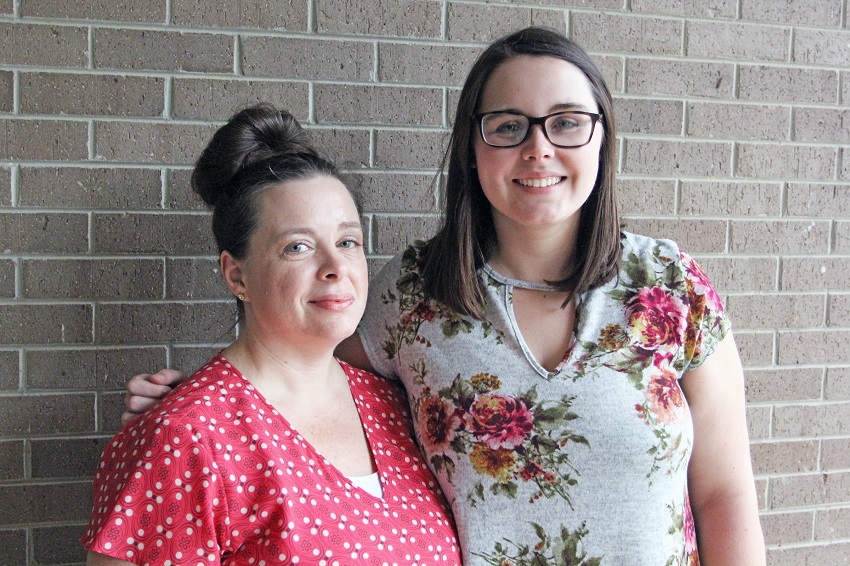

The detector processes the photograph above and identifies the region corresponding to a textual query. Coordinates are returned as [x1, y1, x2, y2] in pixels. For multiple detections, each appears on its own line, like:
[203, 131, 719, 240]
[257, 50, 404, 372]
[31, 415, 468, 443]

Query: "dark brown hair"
[420, 27, 621, 318]
[193, 103, 359, 317]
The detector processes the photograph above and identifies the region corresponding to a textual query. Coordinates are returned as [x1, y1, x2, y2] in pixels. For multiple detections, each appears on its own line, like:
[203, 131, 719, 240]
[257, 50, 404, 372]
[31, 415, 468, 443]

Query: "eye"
[284, 241, 310, 254]
[339, 237, 361, 250]
[549, 113, 581, 132]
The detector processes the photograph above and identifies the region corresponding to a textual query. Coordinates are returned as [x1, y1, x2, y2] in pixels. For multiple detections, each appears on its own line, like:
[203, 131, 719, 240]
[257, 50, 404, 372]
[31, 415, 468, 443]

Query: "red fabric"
[82, 354, 460, 565]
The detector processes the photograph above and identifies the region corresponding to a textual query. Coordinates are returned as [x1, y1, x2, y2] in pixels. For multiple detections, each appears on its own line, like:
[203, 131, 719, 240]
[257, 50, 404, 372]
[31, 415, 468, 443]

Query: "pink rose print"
[627, 287, 687, 349]
[645, 359, 684, 425]
[683, 253, 723, 313]
[418, 395, 462, 453]
[466, 394, 534, 450]
[684, 494, 697, 554]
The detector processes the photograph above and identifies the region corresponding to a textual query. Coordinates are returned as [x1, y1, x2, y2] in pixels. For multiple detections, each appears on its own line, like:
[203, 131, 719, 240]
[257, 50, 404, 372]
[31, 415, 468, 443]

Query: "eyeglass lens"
[480, 112, 596, 148]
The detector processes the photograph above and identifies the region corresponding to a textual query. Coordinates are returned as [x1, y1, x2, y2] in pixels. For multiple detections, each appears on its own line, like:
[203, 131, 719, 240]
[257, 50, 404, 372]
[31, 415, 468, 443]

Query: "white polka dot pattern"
[81, 354, 460, 565]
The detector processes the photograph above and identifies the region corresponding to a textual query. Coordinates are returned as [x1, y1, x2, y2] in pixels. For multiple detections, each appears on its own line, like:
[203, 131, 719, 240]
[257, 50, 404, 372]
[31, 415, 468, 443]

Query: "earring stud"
[237, 293, 244, 301]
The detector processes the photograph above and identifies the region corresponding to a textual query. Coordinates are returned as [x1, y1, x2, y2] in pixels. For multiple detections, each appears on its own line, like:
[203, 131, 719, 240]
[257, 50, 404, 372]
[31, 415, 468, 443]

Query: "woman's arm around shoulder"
[681, 332, 766, 566]
[87, 551, 134, 565]
[121, 369, 186, 425]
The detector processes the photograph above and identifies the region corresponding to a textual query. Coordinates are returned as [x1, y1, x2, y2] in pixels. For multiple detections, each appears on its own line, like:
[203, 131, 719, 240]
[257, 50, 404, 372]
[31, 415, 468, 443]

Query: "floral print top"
[357, 232, 729, 566]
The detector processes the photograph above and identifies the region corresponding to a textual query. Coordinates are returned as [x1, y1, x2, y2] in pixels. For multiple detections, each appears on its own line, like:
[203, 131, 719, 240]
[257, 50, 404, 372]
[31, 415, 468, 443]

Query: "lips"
[309, 295, 355, 311]
[515, 176, 564, 188]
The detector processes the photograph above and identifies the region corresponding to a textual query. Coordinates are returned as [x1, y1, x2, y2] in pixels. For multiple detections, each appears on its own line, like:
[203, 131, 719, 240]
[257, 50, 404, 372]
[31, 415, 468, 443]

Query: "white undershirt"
[347, 471, 383, 498]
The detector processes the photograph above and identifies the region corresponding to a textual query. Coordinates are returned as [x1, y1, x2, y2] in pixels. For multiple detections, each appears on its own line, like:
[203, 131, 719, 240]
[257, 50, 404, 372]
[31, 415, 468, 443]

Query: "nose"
[317, 249, 348, 281]
[520, 123, 554, 160]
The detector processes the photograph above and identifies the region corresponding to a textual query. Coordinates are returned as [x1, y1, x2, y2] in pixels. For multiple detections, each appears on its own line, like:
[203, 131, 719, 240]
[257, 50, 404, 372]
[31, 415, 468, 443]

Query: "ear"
[220, 251, 248, 301]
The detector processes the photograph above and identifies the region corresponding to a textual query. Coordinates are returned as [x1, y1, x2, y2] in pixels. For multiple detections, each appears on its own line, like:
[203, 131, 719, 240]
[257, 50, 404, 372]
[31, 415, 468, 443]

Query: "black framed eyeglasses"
[475, 110, 603, 148]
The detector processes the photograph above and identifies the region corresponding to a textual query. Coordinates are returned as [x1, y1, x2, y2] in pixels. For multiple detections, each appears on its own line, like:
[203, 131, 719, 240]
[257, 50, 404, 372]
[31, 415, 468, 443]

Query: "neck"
[488, 216, 579, 283]
[223, 324, 342, 399]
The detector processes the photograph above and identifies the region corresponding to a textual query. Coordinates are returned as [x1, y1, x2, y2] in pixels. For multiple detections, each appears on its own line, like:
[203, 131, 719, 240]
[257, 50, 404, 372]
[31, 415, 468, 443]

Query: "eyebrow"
[273, 221, 363, 239]
[487, 102, 595, 114]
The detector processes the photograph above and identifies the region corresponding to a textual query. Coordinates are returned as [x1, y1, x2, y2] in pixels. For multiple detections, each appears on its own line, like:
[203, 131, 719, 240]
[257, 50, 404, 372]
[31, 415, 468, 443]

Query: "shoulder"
[339, 361, 409, 412]
[620, 231, 685, 265]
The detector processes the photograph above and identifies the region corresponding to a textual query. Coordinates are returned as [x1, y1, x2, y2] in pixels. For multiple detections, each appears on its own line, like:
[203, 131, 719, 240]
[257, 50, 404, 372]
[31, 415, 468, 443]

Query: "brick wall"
[0, 1, 848, 564]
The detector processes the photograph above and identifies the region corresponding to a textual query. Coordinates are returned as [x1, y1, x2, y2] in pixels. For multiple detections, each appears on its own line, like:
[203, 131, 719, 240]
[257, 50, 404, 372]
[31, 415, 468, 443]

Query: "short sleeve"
[82, 417, 227, 565]
[357, 249, 408, 380]
[679, 250, 731, 371]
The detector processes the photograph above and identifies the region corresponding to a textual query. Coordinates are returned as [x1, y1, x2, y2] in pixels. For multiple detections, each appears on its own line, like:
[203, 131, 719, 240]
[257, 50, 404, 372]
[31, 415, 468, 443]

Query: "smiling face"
[473, 55, 604, 238]
[224, 175, 368, 352]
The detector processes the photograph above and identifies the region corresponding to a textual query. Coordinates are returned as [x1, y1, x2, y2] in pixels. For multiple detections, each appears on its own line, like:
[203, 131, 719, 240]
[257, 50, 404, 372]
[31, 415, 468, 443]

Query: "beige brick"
[0, 394, 94, 435]
[19, 167, 162, 209]
[755, 478, 768, 509]
[769, 472, 850, 509]
[825, 367, 850, 400]
[0, 23, 88, 67]
[0, 259, 14, 299]
[0, 304, 92, 344]
[687, 20, 790, 62]
[32, 524, 88, 565]
[688, 102, 789, 141]
[0, 530, 25, 564]
[760, 511, 814, 545]
[315, 85, 443, 127]
[22, 0, 165, 21]
[787, 183, 850, 217]
[741, 0, 842, 27]
[96, 302, 235, 343]
[172, 345, 227, 377]
[375, 130, 448, 170]
[822, 437, 850, 470]
[0, 70, 12, 113]
[593, 54, 624, 94]
[572, 13, 682, 55]
[751, 440, 819, 474]
[617, 178, 676, 216]
[0, 212, 88, 254]
[22, 259, 163, 300]
[816, 507, 850, 540]
[379, 44, 480, 86]
[795, 28, 850, 66]
[626, 59, 734, 98]
[166, 258, 230, 300]
[373, 214, 441, 255]
[739, 66, 838, 104]
[98, 390, 126, 434]
[843, 71, 850, 105]
[92, 213, 215, 254]
[736, 144, 837, 181]
[243, 36, 374, 81]
[31, 437, 109, 479]
[781, 258, 850, 292]
[747, 405, 771, 440]
[447, 3, 564, 43]
[630, 0, 736, 17]
[842, 149, 850, 181]
[614, 98, 682, 135]
[680, 181, 781, 216]
[0, 350, 18, 390]
[795, 108, 850, 144]
[623, 139, 732, 177]
[350, 172, 437, 213]
[731, 220, 830, 255]
[318, 0, 441, 37]
[619, 218, 727, 254]
[833, 221, 849, 253]
[766, 541, 850, 565]
[774, 402, 850, 437]
[172, 78, 309, 121]
[0, 167, 9, 207]
[309, 128, 372, 169]
[0, 119, 88, 161]
[0, 481, 91, 525]
[696, 257, 778, 292]
[94, 121, 217, 165]
[94, 28, 233, 73]
[0, 440, 22, 479]
[166, 168, 205, 210]
[26, 347, 167, 390]
[744, 368, 823, 403]
[172, 0, 307, 30]
[831, 294, 850, 327]
[778, 330, 850, 365]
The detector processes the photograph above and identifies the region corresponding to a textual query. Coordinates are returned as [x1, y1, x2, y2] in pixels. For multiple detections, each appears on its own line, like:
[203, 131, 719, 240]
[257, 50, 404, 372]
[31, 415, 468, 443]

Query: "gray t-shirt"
[358, 231, 730, 565]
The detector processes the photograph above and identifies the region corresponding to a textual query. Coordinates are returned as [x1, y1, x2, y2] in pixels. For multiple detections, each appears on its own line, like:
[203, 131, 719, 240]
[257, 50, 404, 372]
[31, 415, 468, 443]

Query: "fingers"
[120, 370, 187, 427]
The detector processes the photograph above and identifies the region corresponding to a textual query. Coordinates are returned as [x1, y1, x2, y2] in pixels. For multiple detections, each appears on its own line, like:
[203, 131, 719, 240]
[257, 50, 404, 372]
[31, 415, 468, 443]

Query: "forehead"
[257, 176, 359, 228]
[478, 55, 598, 113]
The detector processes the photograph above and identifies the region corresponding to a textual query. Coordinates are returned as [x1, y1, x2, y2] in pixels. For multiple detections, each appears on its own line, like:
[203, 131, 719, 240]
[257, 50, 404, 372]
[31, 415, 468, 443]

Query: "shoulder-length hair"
[420, 26, 621, 319]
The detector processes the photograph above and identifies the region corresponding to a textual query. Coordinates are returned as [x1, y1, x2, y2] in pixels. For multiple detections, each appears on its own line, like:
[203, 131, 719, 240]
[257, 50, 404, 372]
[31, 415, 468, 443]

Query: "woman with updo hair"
[82, 104, 461, 565]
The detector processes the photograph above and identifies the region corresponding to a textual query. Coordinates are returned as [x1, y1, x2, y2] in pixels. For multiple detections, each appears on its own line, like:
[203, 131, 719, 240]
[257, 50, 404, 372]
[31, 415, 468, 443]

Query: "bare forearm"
[693, 493, 765, 566]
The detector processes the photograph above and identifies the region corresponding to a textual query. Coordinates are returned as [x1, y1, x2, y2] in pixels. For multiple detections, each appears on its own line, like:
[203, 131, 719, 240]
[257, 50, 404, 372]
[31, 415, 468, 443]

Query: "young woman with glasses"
[123, 27, 765, 565]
